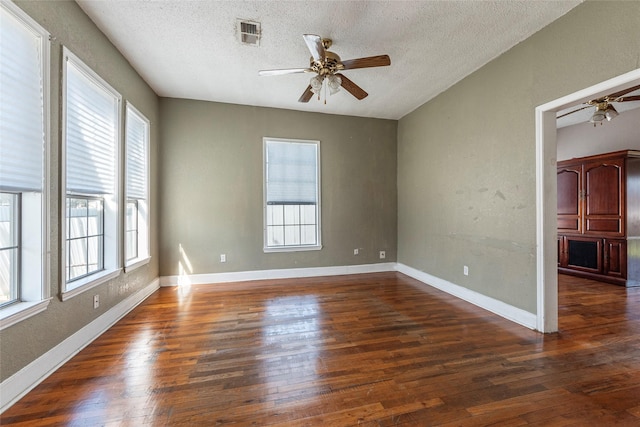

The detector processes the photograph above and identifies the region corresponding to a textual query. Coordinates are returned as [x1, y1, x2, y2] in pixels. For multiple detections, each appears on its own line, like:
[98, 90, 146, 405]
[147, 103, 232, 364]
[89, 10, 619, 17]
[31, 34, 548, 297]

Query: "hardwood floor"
[3, 272, 640, 426]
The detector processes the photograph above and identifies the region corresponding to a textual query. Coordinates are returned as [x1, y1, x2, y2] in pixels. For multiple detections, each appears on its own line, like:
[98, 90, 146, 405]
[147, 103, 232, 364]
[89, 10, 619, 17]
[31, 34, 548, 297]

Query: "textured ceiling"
[76, 0, 582, 120]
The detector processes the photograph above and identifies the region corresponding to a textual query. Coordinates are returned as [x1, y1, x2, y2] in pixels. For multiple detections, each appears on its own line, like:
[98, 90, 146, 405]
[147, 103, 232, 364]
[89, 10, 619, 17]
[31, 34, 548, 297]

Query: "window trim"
[61, 47, 122, 300]
[263, 137, 322, 253]
[124, 102, 151, 271]
[0, 0, 51, 329]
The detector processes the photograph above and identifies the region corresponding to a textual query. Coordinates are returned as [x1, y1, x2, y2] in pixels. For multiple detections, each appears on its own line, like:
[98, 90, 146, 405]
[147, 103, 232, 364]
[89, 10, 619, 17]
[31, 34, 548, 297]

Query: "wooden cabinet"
[557, 150, 639, 286]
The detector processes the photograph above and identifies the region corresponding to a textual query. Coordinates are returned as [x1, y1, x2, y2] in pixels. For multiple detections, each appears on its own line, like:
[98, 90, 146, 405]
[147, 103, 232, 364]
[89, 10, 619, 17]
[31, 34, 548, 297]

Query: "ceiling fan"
[557, 84, 640, 126]
[258, 34, 390, 103]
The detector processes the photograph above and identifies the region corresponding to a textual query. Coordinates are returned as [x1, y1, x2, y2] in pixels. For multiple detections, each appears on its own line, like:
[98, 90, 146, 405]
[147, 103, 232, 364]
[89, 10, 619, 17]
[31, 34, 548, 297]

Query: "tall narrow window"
[125, 103, 150, 269]
[63, 48, 121, 298]
[264, 138, 321, 252]
[0, 1, 50, 326]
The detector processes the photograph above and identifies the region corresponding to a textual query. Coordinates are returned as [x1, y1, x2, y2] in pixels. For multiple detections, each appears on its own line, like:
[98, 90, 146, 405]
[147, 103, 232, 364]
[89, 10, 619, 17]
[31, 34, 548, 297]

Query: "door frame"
[535, 68, 640, 332]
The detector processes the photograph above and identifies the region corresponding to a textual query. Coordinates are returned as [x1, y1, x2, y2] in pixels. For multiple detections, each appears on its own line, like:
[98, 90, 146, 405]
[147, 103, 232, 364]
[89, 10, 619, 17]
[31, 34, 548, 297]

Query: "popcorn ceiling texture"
[76, 0, 581, 120]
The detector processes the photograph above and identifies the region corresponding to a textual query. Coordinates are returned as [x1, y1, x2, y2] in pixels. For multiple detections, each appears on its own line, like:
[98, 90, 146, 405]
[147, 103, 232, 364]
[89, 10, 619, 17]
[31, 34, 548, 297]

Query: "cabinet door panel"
[557, 166, 581, 233]
[584, 160, 624, 236]
[604, 239, 626, 278]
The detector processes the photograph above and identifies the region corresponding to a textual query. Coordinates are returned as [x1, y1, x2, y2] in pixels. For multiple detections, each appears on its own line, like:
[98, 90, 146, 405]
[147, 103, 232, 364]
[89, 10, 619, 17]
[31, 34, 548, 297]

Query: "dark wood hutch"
[557, 149, 640, 286]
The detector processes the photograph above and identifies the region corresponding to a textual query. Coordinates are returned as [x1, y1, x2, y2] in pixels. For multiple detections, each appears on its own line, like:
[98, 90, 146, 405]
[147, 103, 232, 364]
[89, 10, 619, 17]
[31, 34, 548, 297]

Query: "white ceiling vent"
[238, 20, 260, 46]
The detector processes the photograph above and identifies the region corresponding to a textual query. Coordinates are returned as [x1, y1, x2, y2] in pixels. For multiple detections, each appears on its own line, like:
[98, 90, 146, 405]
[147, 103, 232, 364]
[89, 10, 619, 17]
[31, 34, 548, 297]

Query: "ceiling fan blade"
[341, 55, 391, 70]
[298, 85, 314, 103]
[336, 73, 368, 100]
[556, 105, 591, 119]
[258, 68, 312, 76]
[303, 34, 325, 62]
[616, 95, 640, 102]
[605, 84, 640, 100]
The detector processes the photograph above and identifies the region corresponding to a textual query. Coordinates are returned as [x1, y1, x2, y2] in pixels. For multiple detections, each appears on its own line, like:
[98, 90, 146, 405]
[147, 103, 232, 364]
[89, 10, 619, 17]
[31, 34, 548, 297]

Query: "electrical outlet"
[379, 250, 386, 259]
[220, 254, 226, 263]
[93, 295, 99, 309]
[464, 265, 469, 276]
[354, 248, 359, 255]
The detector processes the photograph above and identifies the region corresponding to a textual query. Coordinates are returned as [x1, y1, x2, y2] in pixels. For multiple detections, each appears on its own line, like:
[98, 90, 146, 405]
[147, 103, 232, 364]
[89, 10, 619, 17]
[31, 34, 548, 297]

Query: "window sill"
[61, 268, 122, 301]
[264, 244, 323, 253]
[0, 299, 52, 331]
[124, 256, 151, 273]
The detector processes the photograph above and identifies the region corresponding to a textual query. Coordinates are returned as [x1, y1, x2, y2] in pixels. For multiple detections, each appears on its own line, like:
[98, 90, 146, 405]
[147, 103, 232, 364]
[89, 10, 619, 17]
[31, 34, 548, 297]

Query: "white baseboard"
[0, 278, 160, 414]
[395, 263, 537, 330]
[159, 262, 397, 286]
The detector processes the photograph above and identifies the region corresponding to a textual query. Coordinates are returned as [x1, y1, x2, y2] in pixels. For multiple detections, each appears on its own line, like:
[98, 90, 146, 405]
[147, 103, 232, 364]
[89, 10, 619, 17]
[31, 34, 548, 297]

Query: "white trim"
[124, 256, 151, 273]
[395, 263, 537, 330]
[159, 262, 396, 287]
[0, 278, 160, 414]
[534, 68, 640, 333]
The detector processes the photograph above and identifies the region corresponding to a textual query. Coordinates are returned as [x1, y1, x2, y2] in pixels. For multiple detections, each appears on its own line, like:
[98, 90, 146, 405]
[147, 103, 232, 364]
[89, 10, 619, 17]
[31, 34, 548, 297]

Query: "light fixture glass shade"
[310, 75, 323, 94]
[605, 104, 618, 121]
[589, 109, 606, 123]
[327, 75, 341, 95]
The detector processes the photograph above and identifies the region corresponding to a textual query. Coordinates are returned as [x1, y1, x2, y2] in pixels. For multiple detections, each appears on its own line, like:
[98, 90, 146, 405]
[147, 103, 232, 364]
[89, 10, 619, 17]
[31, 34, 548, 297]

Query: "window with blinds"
[263, 138, 321, 251]
[63, 48, 120, 292]
[0, 1, 49, 317]
[125, 103, 150, 267]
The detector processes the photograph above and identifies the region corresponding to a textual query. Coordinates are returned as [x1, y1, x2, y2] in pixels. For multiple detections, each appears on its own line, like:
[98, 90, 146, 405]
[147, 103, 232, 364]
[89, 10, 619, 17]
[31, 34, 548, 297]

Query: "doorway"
[535, 68, 640, 333]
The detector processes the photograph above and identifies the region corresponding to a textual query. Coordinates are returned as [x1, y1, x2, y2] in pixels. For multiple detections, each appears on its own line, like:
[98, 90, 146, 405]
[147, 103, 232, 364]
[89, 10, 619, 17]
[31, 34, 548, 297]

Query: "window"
[263, 138, 321, 251]
[63, 47, 121, 298]
[125, 103, 150, 269]
[0, 1, 50, 327]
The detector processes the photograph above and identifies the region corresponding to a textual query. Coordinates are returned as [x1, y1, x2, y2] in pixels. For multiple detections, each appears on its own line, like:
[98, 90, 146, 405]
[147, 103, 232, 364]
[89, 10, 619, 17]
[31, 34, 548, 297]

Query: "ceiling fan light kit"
[559, 84, 640, 127]
[259, 34, 390, 104]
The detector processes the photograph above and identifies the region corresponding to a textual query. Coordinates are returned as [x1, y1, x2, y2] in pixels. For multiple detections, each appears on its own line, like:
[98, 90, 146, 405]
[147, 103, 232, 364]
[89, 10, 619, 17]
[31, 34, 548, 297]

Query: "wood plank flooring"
[2, 272, 640, 426]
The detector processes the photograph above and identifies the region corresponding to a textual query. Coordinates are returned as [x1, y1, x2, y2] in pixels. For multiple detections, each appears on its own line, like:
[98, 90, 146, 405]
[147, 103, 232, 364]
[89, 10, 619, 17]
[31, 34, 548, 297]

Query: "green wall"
[158, 99, 397, 276]
[0, 1, 160, 381]
[397, 1, 640, 313]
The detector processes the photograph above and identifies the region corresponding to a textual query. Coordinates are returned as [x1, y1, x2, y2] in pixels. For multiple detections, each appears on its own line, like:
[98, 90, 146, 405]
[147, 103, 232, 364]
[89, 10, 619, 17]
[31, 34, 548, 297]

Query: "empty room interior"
[1, 0, 640, 425]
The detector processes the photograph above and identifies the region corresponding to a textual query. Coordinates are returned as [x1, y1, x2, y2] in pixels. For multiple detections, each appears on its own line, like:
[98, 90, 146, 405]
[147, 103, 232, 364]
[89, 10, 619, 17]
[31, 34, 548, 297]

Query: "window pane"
[68, 237, 88, 281]
[87, 235, 101, 274]
[126, 230, 138, 261]
[300, 204, 316, 225]
[267, 204, 283, 226]
[267, 225, 283, 247]
[284, 225, 301, 246]
[87, 199, 102, 236]
[68, 198, 87, 239]
[284, 205, 300, 225]
[0, 193, 18, 247]
[0, 248, 18, 305]
[300, 225, 317, 246]
[0, 193, 19, 305]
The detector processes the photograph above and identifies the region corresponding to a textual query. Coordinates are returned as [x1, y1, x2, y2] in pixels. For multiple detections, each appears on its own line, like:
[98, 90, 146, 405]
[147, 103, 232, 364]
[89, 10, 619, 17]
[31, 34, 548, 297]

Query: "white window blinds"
[65, 54, 119, 195]
[265, 140, 318, 205]
[125, 105, 149, 200]
[0, 4, 47, 192]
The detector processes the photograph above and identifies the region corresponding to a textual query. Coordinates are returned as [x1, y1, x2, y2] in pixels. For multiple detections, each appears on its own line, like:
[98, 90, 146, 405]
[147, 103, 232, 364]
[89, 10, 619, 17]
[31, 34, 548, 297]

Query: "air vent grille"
[238, 20, 260, 46]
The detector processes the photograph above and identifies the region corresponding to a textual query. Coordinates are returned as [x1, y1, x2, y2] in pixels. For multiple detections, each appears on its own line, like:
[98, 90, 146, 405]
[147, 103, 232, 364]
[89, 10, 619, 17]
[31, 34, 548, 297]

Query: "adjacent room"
[1, 0, 640, 424]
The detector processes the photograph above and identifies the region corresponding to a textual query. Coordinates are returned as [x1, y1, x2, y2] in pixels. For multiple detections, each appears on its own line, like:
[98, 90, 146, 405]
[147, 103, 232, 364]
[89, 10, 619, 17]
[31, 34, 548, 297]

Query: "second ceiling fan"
[557, 84, 640, 126]
[259, 34, 391, 103]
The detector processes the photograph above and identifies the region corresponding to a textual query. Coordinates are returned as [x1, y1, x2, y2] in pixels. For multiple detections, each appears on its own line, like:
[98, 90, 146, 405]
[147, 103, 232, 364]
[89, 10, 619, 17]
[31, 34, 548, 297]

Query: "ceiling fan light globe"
[310, 75, 323, 93]
[327, 75, 341, 95]
[605, 105, 619, 121]
[589, 110, 606, 123]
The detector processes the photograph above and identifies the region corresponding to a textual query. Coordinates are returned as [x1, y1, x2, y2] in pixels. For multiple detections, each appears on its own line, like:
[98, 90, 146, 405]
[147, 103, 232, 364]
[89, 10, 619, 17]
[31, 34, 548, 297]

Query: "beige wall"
[398, 1, 640, 313]
[158, 99, 397, 276]
[0, 1, 160, 381]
